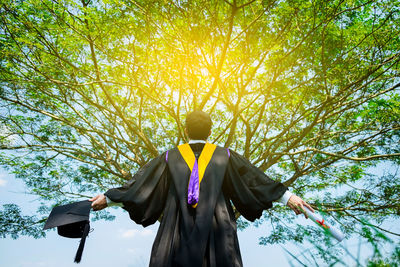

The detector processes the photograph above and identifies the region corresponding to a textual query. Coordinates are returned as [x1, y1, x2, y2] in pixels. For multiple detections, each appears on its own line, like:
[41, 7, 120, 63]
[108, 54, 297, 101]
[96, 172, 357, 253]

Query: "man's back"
[104, 143, 287, 267]
[90, 111, 312, 267]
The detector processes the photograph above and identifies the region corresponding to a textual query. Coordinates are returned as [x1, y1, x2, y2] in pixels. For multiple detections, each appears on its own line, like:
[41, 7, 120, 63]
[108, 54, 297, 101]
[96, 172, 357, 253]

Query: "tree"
[0, 0, 399, 262]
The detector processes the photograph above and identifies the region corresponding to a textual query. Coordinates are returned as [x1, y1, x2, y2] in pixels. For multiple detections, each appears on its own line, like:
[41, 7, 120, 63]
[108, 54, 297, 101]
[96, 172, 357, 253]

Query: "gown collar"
[188, 139, 207, 144]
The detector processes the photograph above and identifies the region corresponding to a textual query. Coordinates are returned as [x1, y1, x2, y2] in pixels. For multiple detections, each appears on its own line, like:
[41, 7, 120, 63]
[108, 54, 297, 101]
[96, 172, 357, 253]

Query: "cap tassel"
[74, 222, 90, 263]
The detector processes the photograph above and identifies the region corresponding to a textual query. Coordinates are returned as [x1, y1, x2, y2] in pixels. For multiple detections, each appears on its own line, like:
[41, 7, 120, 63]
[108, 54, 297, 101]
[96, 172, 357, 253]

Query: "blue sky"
[1, 169, 398, 267]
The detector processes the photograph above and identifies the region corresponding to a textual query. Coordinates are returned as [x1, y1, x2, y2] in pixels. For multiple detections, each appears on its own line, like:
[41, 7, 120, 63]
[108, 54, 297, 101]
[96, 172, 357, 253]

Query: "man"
[90, 110, 313, 267]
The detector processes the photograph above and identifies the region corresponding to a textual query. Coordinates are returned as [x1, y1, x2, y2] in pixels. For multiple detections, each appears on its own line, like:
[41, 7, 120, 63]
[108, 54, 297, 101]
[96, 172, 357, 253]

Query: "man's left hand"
[89, 194, 107, 211]
[287, 195, 314, 219]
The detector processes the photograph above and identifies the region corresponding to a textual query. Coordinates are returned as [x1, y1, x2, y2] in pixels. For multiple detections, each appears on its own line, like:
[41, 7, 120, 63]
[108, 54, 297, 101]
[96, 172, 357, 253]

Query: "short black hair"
[185, 110, 212, 140]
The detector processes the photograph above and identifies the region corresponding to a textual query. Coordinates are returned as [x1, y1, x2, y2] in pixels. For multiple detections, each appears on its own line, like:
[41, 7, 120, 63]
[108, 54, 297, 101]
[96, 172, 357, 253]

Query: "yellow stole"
[178, 143, 217, 208]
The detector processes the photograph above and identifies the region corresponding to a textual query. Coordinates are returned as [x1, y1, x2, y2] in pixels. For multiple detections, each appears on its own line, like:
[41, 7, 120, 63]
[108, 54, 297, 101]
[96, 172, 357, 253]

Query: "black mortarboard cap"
[43, 200, 92, 263]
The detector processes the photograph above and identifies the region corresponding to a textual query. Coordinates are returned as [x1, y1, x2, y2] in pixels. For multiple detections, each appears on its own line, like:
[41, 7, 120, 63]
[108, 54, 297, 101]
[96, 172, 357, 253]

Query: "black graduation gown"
[105, 143, 287, 267]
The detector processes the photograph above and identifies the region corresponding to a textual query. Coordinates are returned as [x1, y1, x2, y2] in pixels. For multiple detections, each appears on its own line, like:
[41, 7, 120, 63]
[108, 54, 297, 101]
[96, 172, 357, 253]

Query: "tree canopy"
[0, 0, 399, 263]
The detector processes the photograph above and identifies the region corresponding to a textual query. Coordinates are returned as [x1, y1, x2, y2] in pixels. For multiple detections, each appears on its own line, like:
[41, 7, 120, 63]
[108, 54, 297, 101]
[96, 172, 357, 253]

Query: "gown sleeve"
[223, 150, 288, 221]
[104, 153, 170, 227]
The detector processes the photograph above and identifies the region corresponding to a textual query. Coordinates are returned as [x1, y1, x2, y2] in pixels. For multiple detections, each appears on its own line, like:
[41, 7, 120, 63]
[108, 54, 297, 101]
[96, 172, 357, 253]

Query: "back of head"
[185, 110, 212, 140]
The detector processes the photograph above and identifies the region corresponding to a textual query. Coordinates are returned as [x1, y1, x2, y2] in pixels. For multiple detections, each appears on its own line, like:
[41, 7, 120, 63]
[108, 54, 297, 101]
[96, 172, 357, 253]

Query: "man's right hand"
[287, 194, 314, 219]
[89, 194, 107, 211]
